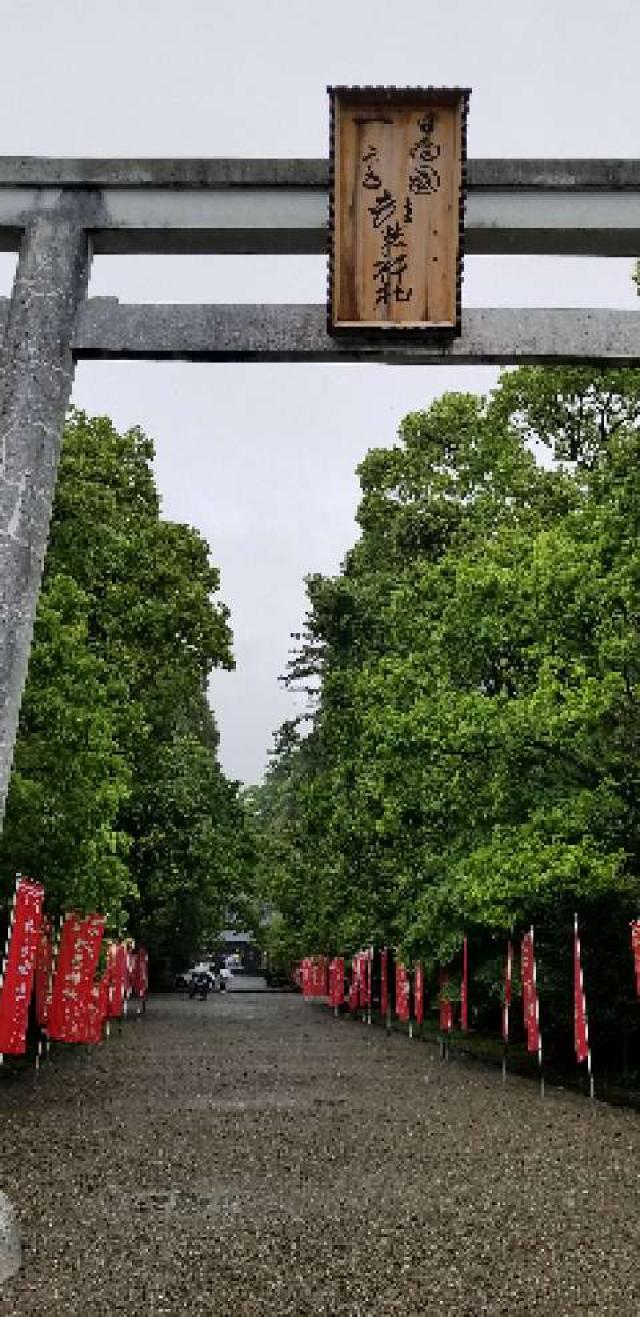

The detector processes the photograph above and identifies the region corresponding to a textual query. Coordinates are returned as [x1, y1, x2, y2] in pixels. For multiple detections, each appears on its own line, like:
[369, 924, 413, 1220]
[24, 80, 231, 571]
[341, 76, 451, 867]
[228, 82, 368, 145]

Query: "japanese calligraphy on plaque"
[328, 86, 470, 334]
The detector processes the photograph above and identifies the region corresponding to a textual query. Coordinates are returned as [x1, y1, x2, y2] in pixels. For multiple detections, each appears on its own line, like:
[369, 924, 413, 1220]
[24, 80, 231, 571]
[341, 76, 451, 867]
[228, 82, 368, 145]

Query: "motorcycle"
[188, 971, 213, 1000]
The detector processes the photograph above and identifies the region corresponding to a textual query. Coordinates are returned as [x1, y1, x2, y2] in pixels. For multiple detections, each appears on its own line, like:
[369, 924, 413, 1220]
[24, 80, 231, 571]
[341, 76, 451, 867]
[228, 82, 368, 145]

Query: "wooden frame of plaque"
[328, 86, 470, 336]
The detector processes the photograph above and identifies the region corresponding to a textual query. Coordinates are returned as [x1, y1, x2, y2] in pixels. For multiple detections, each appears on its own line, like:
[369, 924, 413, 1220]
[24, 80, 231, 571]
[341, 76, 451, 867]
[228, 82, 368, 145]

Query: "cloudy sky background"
[0, 0, 638, 782]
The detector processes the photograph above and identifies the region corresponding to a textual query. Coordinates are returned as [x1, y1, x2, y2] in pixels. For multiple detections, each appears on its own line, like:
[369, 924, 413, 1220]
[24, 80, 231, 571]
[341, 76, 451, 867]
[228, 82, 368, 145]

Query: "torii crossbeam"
[0, 155, 639, 820]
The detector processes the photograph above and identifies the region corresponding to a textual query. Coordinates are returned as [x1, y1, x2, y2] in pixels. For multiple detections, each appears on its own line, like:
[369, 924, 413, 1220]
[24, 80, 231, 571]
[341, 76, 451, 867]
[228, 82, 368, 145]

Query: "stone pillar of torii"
[0, 142, 638, 824]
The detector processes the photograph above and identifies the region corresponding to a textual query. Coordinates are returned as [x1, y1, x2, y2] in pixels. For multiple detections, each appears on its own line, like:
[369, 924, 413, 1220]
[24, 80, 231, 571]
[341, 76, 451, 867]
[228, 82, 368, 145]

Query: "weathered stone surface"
[0, 156, 639, 189]
[0, 1191, 20, 1284]
[0, 156, 638, 824]
[0, 159, 639, 255]
[68, 300, 640, 366]
[0, 207, 91, 825]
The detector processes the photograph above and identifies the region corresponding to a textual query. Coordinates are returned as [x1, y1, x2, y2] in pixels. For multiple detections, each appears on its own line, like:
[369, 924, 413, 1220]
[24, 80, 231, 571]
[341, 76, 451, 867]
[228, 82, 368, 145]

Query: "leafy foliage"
[252, 370, 640, 1046]
[1, 411, 253, 963]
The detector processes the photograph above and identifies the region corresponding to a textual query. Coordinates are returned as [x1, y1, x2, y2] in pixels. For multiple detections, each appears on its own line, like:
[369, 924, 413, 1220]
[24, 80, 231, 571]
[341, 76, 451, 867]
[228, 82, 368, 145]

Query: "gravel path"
[0, 992, 639, 1315]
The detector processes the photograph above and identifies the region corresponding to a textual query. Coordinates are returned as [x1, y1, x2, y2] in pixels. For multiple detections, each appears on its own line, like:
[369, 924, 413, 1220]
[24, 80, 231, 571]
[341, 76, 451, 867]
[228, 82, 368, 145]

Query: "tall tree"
[1, 410, 251, 964]
[255, 370, 640, 1049]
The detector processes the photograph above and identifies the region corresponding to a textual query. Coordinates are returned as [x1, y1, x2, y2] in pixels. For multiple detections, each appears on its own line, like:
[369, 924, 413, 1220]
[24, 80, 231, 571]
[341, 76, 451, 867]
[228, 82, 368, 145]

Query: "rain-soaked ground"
[0, 991, 639, 1315]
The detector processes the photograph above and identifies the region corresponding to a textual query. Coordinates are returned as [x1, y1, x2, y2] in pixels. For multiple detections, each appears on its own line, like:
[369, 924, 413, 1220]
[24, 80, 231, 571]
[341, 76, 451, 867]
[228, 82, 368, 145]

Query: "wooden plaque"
[328, 86, 470, 335]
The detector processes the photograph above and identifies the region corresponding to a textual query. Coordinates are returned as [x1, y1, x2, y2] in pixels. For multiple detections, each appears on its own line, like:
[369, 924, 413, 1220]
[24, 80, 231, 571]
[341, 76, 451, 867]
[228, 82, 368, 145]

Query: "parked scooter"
[188, 970, 212, 1001]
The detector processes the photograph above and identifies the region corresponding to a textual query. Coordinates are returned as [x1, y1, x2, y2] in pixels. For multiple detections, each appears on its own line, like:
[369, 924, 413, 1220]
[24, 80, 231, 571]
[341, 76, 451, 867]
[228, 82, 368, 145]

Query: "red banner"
[349, 955, 358, 1009]
[85, 973, 109, 1044]
[395, 962, 410, 1022]
[356, 951, 371, 1009]
[414, 963, 424, 1025]
[300, 956, 329, 999]
[354, 953, 362, 1007]
[34, 916, 54, 1028]
[502, 940, 513, 1042]
[0, 877, 45, 1055]
[313, 956, 328, 997]
[48, 913, 106, 1043]
[132, 946, 149, 999]
[460, 936, 469, 1031]
[521, 928, 540, 1054]
[328, 957, 345, 1008]
[125, 944, 136, 998]
[631, 921, 640, 997]
[348, 961, 359, 1012]
[574, 916, 589, 1064]
[380, 949, 388, 1017]
[107, 942, 127, 1018]
[439, 970, 453, 1032]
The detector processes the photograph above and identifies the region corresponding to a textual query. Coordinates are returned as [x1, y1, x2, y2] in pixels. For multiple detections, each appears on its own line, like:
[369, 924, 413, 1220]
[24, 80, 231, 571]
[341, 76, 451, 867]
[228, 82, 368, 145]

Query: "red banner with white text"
[350, 954, 359, 1008]
[414, 963, 424, 1026]
[125, 944, 136, 1000]
[574, 917, 589, 1064]
[521, 929, 540, 1054]
[328, 957, 345, 1008]
[461, 936, 469, 1031]
[0, 877, 44, 1055]
[34, 915, 54, 1029]
[357, 951, 371, 1009]
[85, 973, 110, 1044]
[313, 957, 328, 998]
[380, 949, 388, 1017]
[48, 913, 106, 1043]
[348, 958, 360, 1012]
[301, 956, 328, 999]
[132, 947, 149, 999]
[107, 942, 128, 1018]
[502, 940, 513, 1043]
[439, 970, 453, 1032]
[395, 962, 410, 1022]
[364, 951, 371, 1009]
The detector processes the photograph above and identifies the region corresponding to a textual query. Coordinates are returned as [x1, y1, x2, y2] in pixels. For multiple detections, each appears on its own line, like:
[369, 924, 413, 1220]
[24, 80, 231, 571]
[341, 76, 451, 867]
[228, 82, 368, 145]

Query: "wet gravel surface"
[1, 992, 639, 1315]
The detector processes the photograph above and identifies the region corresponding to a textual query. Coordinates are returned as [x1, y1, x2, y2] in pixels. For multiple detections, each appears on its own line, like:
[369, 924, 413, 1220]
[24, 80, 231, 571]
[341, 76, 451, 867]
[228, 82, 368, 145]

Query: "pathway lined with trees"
[1, 992, 639, 1315]
[0, 411, 253, 972]
[3, 368, 640, 1312]
[252, 368, 640, 1072]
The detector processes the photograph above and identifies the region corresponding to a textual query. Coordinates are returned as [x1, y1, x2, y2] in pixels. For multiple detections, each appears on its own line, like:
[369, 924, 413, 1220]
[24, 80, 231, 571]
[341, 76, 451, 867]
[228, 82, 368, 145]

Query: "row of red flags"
[302, 947, 470, 1032]
[302, 918, 640, 1068]
[303, 948, 468, 1032]
[0, 876, 148, 1057]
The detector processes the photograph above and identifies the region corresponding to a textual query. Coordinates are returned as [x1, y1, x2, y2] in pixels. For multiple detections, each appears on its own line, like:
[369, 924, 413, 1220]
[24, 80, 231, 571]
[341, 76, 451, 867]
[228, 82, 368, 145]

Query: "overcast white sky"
[0, 0, 638, 783]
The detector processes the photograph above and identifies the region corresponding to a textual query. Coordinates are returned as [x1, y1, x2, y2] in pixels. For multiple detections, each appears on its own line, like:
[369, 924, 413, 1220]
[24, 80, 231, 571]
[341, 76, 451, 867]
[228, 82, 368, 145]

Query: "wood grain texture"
[329, 88, 468, 334]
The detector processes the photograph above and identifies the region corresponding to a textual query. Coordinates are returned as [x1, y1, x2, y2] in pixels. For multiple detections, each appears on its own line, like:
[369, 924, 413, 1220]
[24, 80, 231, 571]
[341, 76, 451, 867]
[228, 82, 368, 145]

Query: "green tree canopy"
[1, 410, 253, 965]
[254, 370, 640, 1015]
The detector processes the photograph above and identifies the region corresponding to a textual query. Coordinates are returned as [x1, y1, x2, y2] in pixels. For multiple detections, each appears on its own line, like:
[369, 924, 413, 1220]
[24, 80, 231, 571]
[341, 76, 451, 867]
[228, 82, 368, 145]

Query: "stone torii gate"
[0, 154, 639, 822]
